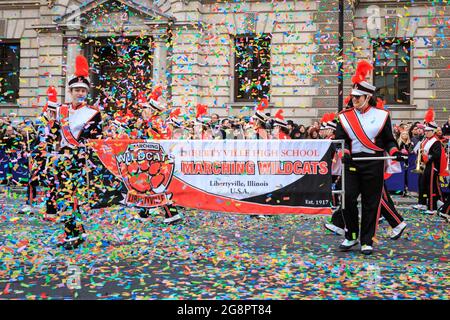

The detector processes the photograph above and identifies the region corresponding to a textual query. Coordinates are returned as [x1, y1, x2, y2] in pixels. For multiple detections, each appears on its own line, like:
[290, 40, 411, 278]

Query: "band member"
[319, 113, 331, 139]
[413, 108, 449, 214]
[272, 110, 290, 140]
[193, 104, 212, 140]
[167, 108, 189, 140]
[335, 60, 404, 255]
[48, 56, 103, 250]
[136, 88, 183, 225]
[19, 87, 60, 215]
[320, 113, 345, 233]
[325, 179, 407, 240]
[253, 98, 270, 140]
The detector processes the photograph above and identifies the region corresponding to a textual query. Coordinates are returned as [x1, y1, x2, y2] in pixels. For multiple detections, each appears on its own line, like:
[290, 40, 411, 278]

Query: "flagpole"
[338, 0, 344, 112]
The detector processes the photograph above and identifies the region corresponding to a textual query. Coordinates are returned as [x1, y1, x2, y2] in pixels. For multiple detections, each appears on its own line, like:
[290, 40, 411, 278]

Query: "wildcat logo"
[116, 142, 174, 207]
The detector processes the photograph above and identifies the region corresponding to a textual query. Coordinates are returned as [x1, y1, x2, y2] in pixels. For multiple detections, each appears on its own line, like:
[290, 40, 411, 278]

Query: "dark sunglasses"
[351, 95, 364, 99]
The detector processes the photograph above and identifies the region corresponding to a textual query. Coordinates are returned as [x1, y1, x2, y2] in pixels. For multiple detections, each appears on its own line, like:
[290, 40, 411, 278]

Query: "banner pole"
[340, 140, 345, 210]
[352, 156, 407, 161]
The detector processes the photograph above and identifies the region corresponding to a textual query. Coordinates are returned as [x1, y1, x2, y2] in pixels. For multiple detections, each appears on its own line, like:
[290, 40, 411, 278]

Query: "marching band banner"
[89, 139, 333, 215]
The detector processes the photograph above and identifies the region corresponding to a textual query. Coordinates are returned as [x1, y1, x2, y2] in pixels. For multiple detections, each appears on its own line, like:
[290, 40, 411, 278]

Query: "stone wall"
[0, 0, 448, 124]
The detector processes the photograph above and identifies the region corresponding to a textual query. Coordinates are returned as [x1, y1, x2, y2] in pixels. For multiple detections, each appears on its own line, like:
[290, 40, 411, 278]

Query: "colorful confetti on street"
[0, 190, 448, 300]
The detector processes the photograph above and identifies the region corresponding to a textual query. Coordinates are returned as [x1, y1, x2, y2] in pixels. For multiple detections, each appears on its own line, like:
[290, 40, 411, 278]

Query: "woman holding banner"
[335, 60, 404, 255]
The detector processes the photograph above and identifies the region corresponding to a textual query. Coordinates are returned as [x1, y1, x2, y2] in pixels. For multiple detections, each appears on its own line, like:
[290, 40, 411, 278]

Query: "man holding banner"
[134, 88, 183, 225]
[336, 61, 404, 255]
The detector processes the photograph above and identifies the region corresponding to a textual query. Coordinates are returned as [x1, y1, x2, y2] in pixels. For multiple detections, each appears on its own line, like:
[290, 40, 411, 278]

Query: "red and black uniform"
[47, 102, 102, 248]
[418, 135, 448, 211]
[336, 105, 400, 247]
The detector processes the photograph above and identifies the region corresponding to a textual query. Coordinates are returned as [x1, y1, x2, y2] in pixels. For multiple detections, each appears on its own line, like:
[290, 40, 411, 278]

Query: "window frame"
[233, 33, 271, 103]
[0, 41, 20, 104]
[372, 38, 412, 105]
[81, 36, 153, 115]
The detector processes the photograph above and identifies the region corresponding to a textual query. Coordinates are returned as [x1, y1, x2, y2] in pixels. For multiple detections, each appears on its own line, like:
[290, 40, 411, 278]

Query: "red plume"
[170, 108, 181, 118]
[376, 98, 385, 110]
[275, 109, 284, 120]
[75, 55, 89, 77]
[196, 104, 208, 118]
[137, 92, 148, 104]
[328, 112, 336, 122]
[257, 98, 269, 112]
[424, 108, 435, 123]
[320, 113, 327, 124]
[46, 86, 57, 103]
[150, 86, 163, 101]
[352, 60, 373, 84]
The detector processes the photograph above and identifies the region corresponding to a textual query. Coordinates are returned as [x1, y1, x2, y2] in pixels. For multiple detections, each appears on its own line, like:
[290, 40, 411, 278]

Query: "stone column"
[152, 33, 168, 89]
[64, 36, 81, 103]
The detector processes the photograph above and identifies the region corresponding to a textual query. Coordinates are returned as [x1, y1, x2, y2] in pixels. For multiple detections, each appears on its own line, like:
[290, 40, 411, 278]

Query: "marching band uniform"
[272, 110, 291, 140]
[49, 56, 103, 250]
[253, 98, 270, 140]
[415, 109, 449, 214]
[326, 106, 407, 240]
[194, 104, 212, 140]
[168, 108, 190, 140]
[19, 87, 60, 215]
[335, 60, 404, 255]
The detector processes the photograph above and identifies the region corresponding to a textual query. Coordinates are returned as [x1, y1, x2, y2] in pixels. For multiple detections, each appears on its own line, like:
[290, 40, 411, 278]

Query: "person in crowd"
[308, 127, 319, 139]
[442, 114, 450, 137]
[297, 125, 308, 139]
[398, 131, 413, 153]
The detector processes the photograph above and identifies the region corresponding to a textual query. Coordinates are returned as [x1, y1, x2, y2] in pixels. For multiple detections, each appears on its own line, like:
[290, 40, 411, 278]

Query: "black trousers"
[46, 149, 87, 216]
[418, 163, 442, 210]
[342, 154, 385, 246]
[331, 184, 404, 229]
[331, 175, 341, 207]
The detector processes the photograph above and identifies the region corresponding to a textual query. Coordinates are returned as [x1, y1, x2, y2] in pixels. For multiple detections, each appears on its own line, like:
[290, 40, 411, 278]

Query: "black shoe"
[138, 208, 151, 218]
[58, 237, 84, 250]
[164, 214, 182, 225]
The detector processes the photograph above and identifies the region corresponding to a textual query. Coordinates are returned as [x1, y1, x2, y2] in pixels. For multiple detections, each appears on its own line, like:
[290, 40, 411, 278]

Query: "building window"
[0, 42, 20, 104]
[234, 34, 271, 102]
[373, 39, 411, 105]
[82, 36, 153, 115]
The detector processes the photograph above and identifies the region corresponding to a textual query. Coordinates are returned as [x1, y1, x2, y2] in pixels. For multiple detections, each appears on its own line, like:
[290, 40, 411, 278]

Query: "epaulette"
[338, 107, 354, 115]
[88, 105, 100, 112]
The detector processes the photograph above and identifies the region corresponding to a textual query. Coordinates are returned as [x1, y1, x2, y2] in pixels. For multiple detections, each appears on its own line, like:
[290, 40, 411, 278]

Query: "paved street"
[0, 188, 448, 300]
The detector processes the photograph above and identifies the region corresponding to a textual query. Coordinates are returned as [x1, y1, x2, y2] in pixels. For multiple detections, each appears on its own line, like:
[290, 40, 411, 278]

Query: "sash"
[423, 137, 437, 155]
[60, 105, 81, 147]
[341, 110, 384, 152]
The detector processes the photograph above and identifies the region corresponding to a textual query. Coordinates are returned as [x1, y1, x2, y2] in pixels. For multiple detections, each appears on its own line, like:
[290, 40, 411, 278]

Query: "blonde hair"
[397, 131, 411, 146]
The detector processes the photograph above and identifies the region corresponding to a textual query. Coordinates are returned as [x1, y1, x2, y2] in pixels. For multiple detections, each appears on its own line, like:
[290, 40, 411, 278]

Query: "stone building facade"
[0, 0, 448, 123]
